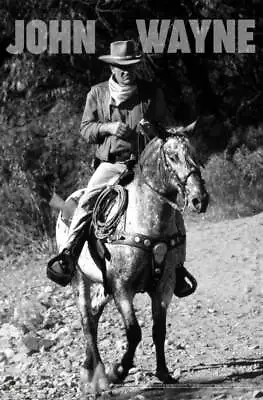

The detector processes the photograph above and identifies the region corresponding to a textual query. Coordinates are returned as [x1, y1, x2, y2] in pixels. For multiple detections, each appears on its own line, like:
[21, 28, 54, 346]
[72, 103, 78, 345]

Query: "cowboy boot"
[174, 264, 197, 298]
[47, 248, 76, 287]
[47, 213, 92, 286]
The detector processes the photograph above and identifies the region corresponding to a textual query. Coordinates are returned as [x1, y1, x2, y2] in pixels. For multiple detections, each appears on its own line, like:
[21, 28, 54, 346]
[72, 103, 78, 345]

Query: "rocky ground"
[0, 213, 262, 400]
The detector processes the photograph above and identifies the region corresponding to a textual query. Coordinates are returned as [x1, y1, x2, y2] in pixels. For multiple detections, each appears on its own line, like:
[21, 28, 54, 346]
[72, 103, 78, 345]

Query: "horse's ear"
[183, 120, 197, 135]
[165, 120, 198, 136]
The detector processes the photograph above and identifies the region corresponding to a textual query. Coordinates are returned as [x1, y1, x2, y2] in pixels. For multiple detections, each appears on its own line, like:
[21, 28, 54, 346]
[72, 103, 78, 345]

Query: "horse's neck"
[127, 175, 184, 237]
[137, 138, 167, 195]
[125, 138, 185, 236]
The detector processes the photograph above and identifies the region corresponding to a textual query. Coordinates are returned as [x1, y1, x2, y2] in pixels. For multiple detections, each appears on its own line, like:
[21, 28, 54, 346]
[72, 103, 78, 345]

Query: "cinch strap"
[106, 231, 186, 252]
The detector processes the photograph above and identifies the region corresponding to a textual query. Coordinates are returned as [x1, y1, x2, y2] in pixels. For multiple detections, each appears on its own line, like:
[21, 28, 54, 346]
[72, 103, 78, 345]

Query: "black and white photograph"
[0, 1, 262, 399]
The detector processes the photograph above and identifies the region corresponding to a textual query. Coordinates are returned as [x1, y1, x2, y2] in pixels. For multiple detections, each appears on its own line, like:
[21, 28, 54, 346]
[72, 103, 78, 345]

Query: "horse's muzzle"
[189, 191, 209, 213]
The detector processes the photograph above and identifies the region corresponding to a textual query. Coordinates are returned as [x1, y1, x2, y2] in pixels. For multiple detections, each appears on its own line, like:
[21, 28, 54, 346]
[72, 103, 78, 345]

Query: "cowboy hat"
[98, 40, 142, 65]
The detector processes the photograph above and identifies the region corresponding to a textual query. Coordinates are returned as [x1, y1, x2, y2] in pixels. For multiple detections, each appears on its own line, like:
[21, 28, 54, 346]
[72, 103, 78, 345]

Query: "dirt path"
[0, 213, 262, 399]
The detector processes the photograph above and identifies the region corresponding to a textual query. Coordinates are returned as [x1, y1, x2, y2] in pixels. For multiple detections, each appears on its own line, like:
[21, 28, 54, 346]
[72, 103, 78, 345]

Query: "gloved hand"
[110, 122, 133, 139]
[99, 122, 132, 140]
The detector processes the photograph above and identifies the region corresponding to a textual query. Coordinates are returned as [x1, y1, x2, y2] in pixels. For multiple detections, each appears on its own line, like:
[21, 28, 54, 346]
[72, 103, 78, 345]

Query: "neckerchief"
[109, 75, 137, 106]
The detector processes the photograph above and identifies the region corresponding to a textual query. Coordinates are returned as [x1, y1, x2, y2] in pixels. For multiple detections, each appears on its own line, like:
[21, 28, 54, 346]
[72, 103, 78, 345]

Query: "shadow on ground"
[101, 359, 263, 400]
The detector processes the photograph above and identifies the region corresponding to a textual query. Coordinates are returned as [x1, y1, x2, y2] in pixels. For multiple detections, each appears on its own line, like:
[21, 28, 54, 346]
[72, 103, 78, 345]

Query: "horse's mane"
[138, 136, 162, 166]
[133, 136, 163, 180]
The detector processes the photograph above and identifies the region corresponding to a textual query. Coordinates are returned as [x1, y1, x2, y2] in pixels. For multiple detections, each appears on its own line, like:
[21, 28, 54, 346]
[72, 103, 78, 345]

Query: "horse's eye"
[167, 153, 179, 162]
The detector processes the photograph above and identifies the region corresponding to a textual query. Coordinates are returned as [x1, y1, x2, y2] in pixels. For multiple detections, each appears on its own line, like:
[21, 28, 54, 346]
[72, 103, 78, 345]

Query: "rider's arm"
[80, 87, 113, 144]
[80, 88, 128, 143]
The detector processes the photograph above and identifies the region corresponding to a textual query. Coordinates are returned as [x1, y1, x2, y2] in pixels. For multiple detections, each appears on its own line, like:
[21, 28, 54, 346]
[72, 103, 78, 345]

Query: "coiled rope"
[92, 185, 128, 240]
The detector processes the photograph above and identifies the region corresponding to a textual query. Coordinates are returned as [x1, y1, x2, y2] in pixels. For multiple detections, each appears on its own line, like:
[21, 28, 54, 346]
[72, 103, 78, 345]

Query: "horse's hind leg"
[150, 291, 175, 383]
[108, 289, 142, 383]
[74, 275, 109, 393]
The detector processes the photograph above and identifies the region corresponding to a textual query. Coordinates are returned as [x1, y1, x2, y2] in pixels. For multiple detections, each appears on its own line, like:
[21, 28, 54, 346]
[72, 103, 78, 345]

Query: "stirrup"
[47, 251, 75, 287]
[175, 266, 197, 298]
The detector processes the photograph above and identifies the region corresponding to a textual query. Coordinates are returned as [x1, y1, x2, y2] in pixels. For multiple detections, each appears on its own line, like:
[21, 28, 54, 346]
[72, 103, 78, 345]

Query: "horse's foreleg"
[74, 276, 109, 393]
[151, 292, 175, 383]
[108, 290, 142, 383]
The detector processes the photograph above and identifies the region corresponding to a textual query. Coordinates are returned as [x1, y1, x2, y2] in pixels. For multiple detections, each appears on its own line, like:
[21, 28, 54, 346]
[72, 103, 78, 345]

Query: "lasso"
[92, 185, 128, 240]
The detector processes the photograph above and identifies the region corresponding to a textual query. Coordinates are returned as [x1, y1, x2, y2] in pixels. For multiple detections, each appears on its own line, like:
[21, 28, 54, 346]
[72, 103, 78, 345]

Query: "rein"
[138, 138, 200, 213]
[138, 166, 187, 212]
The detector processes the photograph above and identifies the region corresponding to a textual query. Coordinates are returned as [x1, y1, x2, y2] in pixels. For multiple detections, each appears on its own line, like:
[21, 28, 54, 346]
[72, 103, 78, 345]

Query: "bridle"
[138, 135, 202, 212]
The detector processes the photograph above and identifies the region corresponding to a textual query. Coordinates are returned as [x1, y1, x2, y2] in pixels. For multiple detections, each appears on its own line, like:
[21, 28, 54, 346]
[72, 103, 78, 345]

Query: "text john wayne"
[6, 19, 256, 55]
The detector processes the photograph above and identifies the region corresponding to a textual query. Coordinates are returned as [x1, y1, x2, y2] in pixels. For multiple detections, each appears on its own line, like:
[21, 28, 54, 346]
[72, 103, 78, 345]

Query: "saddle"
[60, 174, 131, 294]
[61, 185, 129, 259]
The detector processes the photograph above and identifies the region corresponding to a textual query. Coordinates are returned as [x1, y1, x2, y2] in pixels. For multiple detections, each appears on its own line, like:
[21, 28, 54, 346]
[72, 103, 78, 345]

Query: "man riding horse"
[47, 40, 196, 298]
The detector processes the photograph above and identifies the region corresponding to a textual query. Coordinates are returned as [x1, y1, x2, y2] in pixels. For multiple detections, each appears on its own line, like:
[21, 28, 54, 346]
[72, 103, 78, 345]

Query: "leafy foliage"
[0, 0, 263, 249]
[204, 126, 263, 219]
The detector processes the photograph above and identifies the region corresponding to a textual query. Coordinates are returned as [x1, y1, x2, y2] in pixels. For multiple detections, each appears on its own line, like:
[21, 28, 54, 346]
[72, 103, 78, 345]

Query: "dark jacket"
[80, 79, 168, 162]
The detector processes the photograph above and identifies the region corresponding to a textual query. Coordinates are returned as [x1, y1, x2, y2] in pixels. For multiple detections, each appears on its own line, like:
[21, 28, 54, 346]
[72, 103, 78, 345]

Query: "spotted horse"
[56, 120, 209, 394]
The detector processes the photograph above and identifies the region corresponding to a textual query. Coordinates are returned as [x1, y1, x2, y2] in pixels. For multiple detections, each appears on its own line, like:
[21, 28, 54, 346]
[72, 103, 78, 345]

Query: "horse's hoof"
[80, 366, 93, 384]
[91, 376, 109, 393]
[80, 367, 93, 396]
[90, 363, 109, 393]
[156, 369, 179, 384]
[107, 363, 127, 383]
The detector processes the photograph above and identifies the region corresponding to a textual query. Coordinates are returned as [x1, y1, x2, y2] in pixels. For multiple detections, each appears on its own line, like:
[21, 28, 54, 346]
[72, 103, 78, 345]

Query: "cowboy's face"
[111, 64, 137, 85]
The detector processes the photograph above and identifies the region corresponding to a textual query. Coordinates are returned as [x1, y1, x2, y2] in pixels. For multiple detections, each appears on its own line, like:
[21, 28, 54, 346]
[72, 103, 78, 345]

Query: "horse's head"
[161, 122, 209, 213]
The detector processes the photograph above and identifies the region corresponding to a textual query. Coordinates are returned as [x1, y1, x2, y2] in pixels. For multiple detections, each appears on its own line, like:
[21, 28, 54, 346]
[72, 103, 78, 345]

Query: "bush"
[0, 101, 94, 255]
[203, 143, 263, 219]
